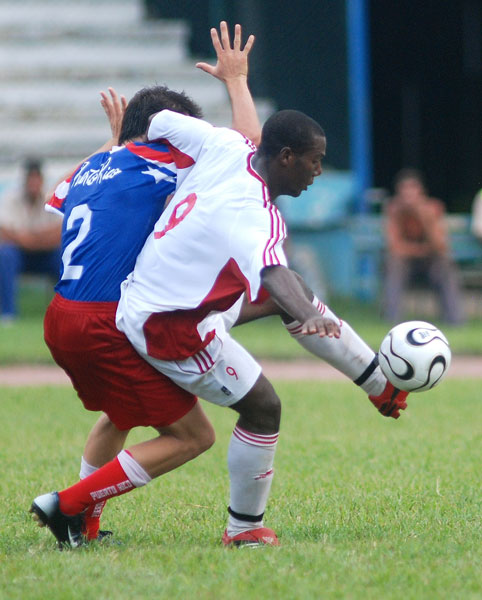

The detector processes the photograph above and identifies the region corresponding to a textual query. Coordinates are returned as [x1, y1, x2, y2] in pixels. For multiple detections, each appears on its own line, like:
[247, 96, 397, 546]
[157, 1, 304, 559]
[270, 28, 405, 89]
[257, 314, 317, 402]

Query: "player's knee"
[233, 375, 281, 433]
[97, 412, 119, 433]
[186, 422, 216, 458]
[197, 423, 216, 453]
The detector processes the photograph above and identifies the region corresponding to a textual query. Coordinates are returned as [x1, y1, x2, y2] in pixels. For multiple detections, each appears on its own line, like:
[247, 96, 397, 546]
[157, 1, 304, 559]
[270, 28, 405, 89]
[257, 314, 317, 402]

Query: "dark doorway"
[370, 0, 482, 210]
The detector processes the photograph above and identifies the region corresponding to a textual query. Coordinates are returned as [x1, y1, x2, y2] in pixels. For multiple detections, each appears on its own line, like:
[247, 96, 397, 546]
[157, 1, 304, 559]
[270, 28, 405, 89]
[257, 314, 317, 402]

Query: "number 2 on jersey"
[60, 204, 92, 280]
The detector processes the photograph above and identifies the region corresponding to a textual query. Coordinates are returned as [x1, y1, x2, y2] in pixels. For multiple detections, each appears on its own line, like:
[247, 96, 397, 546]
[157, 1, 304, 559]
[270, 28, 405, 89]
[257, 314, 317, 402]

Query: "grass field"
[1, 287, 482, 364]
[1, 380, 480, 599]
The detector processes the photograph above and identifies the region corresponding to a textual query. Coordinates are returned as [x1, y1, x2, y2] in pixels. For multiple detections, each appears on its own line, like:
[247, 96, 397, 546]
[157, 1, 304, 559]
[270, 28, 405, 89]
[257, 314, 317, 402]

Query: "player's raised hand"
[301, 316, 341, 338]
[196, 22, 255, 83]
[100, 87, 127, 145]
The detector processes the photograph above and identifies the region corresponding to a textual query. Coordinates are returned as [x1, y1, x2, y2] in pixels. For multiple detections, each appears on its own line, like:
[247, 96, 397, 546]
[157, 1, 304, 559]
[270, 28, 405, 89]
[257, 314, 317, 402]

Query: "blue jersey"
[47, 141, 193, 301]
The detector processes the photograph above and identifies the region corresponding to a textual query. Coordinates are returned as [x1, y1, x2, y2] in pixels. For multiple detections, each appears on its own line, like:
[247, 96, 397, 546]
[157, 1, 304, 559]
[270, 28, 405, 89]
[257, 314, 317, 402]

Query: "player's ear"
[278, 147, 295, 167]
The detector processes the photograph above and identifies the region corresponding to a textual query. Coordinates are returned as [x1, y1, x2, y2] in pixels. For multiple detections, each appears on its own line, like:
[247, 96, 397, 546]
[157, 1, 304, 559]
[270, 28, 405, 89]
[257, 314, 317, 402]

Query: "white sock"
[227, 425, 278, 537]
[79, 456, 99, 480]
[285, 296, 386, 397]
[117, 449, 152, 488]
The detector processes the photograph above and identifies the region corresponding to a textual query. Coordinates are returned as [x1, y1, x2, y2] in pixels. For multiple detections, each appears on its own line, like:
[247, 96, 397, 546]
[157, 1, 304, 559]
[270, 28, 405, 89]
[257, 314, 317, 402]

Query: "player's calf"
[224, 375, 281, 544]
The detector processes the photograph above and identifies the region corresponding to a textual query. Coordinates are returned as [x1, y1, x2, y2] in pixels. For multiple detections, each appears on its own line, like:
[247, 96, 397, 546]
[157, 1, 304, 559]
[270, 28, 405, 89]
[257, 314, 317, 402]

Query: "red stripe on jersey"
[47, 175, 73, 210]
[160, 140, 196, 169]
[263, 202, 285, 267]
[244, 137, 257, 152]
[270, 203, 282, 263]
[143, 258, 249, 361]
[246, 152, 268, 194]
[48, 193, 65, 210]
[125, 143, 173, 164]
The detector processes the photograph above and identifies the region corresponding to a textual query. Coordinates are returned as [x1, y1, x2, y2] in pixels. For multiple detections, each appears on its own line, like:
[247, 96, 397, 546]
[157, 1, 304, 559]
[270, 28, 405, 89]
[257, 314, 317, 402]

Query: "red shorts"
[44, 294, 197, 430]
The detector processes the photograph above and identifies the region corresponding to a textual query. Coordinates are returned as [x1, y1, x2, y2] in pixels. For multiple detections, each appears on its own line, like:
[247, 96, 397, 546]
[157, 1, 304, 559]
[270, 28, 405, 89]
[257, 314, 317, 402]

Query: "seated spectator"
[0, 158, 61, 323]
[471, 188, 482, 241]
[382, 168, 465, 325]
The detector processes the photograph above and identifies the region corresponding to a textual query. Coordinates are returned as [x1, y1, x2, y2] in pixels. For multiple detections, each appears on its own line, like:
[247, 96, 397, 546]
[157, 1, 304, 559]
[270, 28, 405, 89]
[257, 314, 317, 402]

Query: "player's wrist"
[225, 75, 249, 88]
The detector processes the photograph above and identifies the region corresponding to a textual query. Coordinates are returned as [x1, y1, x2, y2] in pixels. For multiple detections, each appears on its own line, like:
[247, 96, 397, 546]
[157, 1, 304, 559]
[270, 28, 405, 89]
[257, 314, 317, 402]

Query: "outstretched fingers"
[195, 22, 254, 81]
[100, 87, 127, 141]
[243, 33, 255, 55]
[233, 23, 241, 50]
[219, 20, 231, 50]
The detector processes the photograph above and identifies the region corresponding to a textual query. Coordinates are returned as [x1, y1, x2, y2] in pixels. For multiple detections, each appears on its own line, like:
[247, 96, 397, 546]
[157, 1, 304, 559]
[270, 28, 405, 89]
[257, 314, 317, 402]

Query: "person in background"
[0, 158, 61, 323]
[383, 168, 465, 325]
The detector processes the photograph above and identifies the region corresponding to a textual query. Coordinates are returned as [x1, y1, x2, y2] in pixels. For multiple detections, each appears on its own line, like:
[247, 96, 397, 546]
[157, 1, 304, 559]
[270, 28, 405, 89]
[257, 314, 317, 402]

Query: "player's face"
[25, 171, 44, 201]
[287, 135, 326, 197]
[396, 177, 425, 205]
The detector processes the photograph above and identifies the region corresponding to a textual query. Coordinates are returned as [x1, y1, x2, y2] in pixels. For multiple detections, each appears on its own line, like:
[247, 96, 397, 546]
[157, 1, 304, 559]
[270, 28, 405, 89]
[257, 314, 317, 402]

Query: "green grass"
[1, 288, 482, 364]
[1, 381, 480, 599]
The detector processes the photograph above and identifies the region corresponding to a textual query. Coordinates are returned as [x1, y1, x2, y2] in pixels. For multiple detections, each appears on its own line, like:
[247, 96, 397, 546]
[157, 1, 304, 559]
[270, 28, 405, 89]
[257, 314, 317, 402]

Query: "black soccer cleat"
[30, 492, 85, 549]
[96, 530, 114, 542]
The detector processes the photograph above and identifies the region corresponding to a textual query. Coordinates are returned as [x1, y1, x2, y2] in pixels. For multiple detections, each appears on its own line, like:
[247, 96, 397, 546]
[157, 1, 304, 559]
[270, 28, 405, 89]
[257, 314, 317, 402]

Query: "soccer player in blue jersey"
[32, 23, 263, 545]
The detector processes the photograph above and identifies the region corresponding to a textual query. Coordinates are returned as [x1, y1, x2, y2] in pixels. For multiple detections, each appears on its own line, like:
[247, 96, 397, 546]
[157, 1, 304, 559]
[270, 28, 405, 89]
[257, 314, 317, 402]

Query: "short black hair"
[258, 110, 325, 158]
[24, 157, 43, 175]
[393, 168, 426, 189]
[119, 85, 203, 145]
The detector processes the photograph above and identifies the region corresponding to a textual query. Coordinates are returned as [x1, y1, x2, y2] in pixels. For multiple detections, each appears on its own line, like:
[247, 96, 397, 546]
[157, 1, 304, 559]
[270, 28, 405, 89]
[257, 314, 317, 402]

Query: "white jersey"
[117, 110, 287, 361]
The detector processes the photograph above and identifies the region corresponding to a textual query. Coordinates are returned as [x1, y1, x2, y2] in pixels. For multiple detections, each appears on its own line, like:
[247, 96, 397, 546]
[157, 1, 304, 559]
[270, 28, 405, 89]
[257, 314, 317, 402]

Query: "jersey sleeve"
[229, 202, 288, 302]
[147, 110, 214, 165]
[45, 178, 70, 216]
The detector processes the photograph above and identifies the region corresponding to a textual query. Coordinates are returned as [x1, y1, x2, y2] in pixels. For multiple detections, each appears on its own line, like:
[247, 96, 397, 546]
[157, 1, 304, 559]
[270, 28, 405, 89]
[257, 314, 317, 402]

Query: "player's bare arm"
[99, 87, 128, 148]
[196, 21, 261, 145]
[261, 265, 340, 338]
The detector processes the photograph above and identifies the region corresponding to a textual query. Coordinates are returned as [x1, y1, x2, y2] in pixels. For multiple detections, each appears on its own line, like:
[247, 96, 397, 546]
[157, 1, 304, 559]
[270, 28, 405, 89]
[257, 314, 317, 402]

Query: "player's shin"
[59, 450, 151, 516]
[284, 296, 386, 396]
[226, 425, 278, 537]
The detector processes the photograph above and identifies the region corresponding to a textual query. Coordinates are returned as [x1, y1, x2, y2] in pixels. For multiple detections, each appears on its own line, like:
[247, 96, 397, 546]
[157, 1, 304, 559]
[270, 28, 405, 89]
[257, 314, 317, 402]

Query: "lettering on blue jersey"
[72, 157, 122, 188]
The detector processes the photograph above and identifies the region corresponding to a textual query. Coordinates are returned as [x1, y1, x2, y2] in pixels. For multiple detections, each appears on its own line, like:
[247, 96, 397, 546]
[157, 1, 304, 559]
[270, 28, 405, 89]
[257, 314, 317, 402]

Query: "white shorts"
[141, 331, 261, 407]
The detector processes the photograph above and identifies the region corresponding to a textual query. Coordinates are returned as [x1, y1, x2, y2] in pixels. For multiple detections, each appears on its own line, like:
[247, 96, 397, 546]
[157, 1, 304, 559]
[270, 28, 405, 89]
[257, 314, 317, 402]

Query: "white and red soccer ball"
[379, 321, 451, 392]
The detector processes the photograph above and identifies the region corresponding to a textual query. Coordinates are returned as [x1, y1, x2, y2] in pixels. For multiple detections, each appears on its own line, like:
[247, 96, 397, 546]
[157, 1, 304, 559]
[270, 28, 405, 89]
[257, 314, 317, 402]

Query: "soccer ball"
[378, 321, 451, 392]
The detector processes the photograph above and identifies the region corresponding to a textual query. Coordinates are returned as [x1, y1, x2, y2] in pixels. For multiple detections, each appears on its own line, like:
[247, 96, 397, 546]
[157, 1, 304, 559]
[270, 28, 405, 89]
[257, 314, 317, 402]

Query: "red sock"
[58, 456, 134, 516]
[82, 500, 107, 540]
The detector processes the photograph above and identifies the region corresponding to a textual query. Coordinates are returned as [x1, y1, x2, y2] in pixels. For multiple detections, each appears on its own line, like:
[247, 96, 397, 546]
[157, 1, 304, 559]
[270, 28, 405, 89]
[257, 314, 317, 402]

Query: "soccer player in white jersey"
[114, 108, 407, 547]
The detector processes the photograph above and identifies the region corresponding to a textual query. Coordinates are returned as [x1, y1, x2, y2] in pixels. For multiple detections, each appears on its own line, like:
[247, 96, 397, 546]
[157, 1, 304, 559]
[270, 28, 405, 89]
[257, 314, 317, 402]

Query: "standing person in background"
[383, 168, 465, 325]
[0, 159, 61, 323]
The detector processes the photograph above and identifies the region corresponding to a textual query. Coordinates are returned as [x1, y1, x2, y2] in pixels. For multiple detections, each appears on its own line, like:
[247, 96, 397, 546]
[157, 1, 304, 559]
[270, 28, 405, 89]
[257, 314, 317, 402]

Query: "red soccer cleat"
[222, 527, 280, 548]
[369, 381, 408, 419]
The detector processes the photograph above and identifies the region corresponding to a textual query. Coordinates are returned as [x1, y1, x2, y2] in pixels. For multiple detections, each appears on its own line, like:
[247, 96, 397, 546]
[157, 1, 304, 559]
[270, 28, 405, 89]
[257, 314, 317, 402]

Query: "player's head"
[257, 110, 326, 198]
[393, 168, 426, 202]
[119, 86, 203, 145]
[23, 157, 44, 201]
